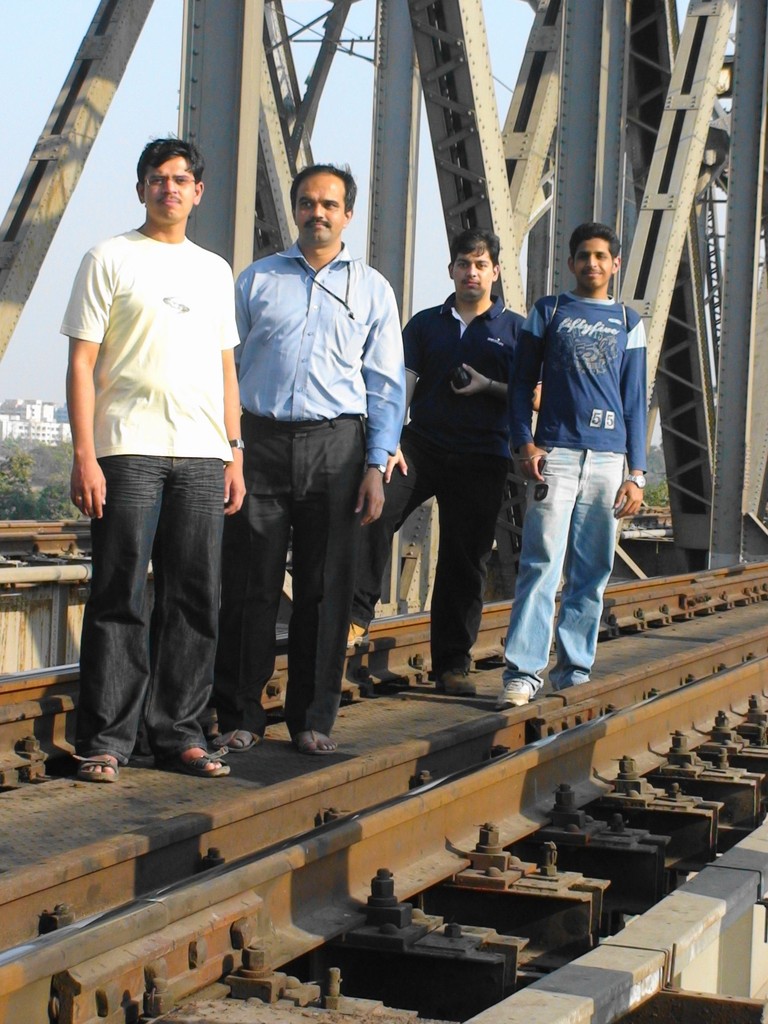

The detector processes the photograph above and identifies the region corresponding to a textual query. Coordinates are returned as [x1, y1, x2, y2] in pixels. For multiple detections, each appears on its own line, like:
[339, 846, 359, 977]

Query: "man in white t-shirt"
[62, 137, 245, 782]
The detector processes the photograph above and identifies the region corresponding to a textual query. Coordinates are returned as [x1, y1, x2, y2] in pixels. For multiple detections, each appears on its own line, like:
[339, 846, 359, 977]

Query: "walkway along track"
[2, 561, 768, 783]
[4, 646, 768, 1021]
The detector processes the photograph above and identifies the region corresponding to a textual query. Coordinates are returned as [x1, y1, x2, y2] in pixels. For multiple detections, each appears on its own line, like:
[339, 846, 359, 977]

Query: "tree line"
[0, 440, 76, 520]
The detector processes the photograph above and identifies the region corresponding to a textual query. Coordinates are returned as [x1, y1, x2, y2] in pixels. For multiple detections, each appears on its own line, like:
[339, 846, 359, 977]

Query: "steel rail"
[2, 654, 768, 1022]
[0, 520, 90, 558]
[6, 561, 765, 774]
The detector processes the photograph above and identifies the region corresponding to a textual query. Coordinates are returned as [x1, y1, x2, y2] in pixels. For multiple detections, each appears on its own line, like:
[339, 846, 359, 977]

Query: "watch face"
[631, 474, 646, 487]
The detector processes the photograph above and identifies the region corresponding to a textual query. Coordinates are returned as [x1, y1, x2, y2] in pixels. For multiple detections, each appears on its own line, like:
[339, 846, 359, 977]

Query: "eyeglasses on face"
[144, 174, 197, 189]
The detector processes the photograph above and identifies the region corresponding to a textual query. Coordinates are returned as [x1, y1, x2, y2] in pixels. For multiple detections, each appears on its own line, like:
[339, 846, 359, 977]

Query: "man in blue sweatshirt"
[496, 222, 647, 708]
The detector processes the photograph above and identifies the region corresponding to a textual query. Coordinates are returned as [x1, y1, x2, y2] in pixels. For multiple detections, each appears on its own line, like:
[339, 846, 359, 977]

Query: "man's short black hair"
[449, 229, 500, 266]
[569, 222, 621, 259]
[137, 138, 204, 184]
[290, 163, 357, 213]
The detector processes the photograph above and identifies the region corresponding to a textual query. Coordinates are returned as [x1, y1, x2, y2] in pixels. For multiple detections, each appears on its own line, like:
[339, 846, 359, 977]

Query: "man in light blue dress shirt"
[213, 164, 406, 755]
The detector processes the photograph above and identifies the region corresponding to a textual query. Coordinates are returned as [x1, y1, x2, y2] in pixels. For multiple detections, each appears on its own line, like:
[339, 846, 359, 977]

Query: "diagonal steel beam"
[0, 0, 154, 362]
[407, 0, 524, 310]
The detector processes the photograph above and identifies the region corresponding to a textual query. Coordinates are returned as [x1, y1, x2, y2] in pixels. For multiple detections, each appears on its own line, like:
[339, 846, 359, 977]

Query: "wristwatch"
[368, 464, 387, 474]
[625, 473, 646, 487]
[229, 438, 245, 451]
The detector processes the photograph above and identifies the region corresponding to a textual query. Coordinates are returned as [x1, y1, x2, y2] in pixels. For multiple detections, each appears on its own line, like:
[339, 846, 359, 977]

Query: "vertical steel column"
[551, 0, 603, 291]
[368, 0, 420, 317]
[595, 0, 630, 234]
[749, 273, 768, 524]
[710, 1, 768, 565]
[180, 0, 264, 272]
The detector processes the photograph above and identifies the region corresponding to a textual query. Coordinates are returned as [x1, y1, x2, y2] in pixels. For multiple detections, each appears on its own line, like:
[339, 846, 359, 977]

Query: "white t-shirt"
[61, 230, 238, 460]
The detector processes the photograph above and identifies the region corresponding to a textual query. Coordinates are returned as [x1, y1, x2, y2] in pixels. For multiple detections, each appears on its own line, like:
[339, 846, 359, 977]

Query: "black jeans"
[77, 455, 225, 764]
[350, 428, 509, 676]
[214, 413, 365, 739]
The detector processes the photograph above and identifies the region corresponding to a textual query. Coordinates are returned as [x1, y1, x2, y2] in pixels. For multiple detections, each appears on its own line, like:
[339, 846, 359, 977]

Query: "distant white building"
[0, 399, 71, 444]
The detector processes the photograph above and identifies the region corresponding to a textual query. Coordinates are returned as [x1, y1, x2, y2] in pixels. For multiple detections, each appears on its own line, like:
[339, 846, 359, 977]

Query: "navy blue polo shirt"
[404, 294, 522, 458]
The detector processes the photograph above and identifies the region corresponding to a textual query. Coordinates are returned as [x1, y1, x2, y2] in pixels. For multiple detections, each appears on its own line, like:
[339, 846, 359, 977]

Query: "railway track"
[2, 561, 768, 785]
[0, 519, 90, 560]
[3, 630, 768, 1022]
[2, 562, 768, 1020]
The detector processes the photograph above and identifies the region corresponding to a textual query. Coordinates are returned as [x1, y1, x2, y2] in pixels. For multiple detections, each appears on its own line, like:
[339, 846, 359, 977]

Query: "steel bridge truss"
[1, 0, 768, 602]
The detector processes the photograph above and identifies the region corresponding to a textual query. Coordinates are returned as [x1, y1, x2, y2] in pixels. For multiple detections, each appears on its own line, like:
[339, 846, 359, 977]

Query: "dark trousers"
[77, 455, 225, 764]
[214, 413, 365, 739]
[350, 428, 509, 676]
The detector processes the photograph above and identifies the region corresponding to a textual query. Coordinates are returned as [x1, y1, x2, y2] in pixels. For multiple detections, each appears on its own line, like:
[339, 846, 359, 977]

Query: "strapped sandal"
[211, 729, 261, 752]
[77, 755, 120, 783]
[162, 751, 230, 778]
[293, 730, 337, 756]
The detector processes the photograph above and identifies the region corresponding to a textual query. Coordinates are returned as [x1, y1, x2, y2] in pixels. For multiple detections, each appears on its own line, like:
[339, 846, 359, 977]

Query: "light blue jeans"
[502, 447, 624, 695]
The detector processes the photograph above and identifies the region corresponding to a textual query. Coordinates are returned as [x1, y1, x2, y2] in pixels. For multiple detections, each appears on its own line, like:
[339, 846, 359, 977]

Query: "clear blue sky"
[0, 1, 534, 403]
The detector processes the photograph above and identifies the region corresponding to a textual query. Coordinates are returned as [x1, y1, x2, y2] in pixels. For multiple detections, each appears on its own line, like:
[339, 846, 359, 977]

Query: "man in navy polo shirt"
[348, 229, 524, 695]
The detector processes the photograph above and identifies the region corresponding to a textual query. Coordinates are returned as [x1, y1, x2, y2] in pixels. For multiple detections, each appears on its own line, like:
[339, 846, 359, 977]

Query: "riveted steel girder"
[368, 0, 420, 316]
[621, 0, 734, 388]
[710, 0, 768, 565]
[0, 0, 154, 362]
[503, 0, 561, 248]
[407, 0, 524, 310]
[621, 0, 734, 567]
[181, 0, 265, 273]
[551, 0, 604, 290]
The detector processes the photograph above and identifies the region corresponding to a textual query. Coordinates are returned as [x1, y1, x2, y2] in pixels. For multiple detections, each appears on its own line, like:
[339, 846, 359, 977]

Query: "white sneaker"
[495, 682, 532, 710]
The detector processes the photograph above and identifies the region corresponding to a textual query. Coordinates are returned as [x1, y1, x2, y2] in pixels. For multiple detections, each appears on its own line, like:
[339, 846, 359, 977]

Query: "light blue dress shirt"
[234, 242, 406, 467]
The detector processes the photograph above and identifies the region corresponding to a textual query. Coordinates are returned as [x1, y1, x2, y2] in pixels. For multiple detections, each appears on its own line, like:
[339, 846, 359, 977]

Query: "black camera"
[450, 365, 472, 390]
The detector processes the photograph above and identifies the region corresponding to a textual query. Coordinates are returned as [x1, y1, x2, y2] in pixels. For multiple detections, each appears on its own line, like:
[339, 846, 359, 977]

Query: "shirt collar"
[279, 240, 356, 268]
[440, 292, 505, 320]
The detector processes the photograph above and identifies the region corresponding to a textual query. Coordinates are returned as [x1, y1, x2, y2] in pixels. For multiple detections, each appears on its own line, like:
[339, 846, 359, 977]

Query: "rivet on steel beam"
[617, 756, 640, 780]
[666, 782, 682, 800]
[410, 769, 432, 789]
[231, 917, 253, 950]
[370, 868, 395, 902]
[325, 966, 343, 1009]
[444, 922, 462, 938]
[714, 746, 729, 769]
[315, 807, 344, 825]
[476, 822, 501, 852]
[554, 783, 576, 810]
[200, 847, 225, 871]
[189, 937, 207, 969]
[671, 731, 689, 750]
[714, 711, 729, 727]
[537, 841, 558, 876]
[144, 975, 171, 1017]
[39, 903, 74, 934]
[242, 946, 267, 973]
